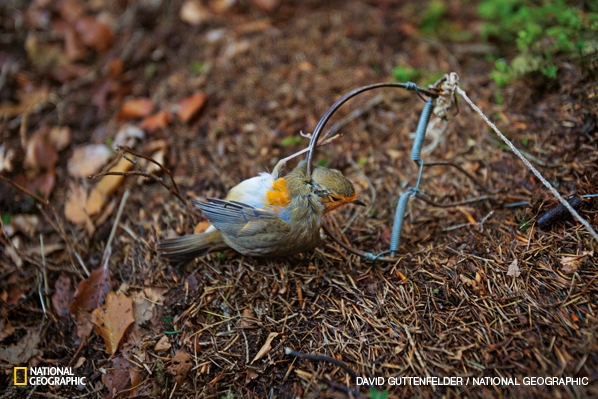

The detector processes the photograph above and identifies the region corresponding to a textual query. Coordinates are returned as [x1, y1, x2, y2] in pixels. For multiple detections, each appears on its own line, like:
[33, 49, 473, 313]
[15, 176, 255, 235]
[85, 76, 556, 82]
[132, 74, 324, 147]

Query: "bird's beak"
[352, 199, 366, 206]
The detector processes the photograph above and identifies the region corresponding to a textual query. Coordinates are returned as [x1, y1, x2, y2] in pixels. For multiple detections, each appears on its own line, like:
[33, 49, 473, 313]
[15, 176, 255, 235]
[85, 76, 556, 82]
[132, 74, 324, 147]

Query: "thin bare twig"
[89, 150, 187, 205]
[119, 145, 182, 199]
[457, 87, 598, 244]
[0, 174, 48, 205]
[101, 189, 130, 267]
[284, 347, 370, 393]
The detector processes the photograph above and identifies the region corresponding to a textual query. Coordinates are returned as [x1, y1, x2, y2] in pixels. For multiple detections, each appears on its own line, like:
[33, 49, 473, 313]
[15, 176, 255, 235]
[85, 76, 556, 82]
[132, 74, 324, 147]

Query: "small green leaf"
[281, 136, 302, 146]
[392, 66, 421, 83]
[190, 61, 206, 75]
[541, 64, 558, 78]
[317, 159, 330, 167]
[144, 63, 157, 79]
[1, 213, 12, 224]
[369, 389, 389, 399]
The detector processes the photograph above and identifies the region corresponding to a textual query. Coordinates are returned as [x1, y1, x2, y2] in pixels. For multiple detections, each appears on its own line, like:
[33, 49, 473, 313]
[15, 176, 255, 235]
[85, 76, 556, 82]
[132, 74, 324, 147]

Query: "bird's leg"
[272, 158, 287, 179]
[273, 134, 342, 178]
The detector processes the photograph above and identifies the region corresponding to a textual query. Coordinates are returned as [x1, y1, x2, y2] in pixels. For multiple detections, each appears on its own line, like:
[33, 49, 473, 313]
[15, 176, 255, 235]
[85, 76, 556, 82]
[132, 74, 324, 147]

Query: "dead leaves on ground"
[52, 273, 74, 317]
[176, 92, 207, 123]
[507, 259, 521, 277]
[559, 251, 593, 274]
[92, 292, 135, 355]
[252, 332, 279, 363]
[166, 348, 193, 384]
[65, 260, 169, 358]
[0, 329, 43, 365]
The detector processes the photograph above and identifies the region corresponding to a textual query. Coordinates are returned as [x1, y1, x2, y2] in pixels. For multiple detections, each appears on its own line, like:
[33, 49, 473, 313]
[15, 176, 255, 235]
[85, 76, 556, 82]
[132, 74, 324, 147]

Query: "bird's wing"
[193, 198, 291, 237]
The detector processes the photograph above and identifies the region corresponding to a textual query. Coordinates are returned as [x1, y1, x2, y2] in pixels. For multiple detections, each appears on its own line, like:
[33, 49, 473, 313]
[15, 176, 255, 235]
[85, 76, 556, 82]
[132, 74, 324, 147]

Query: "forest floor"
[1, 1, 597, 398]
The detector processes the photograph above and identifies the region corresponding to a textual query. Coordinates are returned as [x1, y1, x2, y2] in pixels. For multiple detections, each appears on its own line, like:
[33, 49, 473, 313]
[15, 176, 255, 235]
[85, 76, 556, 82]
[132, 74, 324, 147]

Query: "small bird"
[158, 160, 364, 261]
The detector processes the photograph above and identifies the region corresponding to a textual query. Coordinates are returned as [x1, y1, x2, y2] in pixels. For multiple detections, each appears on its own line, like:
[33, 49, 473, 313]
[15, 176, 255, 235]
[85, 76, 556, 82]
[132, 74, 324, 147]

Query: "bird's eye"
[329, 196, 340, 202]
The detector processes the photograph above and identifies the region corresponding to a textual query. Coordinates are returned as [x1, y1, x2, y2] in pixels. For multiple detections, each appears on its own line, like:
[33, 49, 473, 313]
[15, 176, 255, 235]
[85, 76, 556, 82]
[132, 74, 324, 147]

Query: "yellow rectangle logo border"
[14, 367, 27, 385]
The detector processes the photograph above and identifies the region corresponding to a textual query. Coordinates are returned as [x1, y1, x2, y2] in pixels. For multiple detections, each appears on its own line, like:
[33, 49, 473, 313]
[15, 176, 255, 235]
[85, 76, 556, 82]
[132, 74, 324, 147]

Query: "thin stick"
[100, 189, 130, 267]
[283, 347, 370, 388]
[0, 174, 48, 205]
[90, 160, 186, 205]
[456, 87, 598, 244]
[119, 146, 183, 199]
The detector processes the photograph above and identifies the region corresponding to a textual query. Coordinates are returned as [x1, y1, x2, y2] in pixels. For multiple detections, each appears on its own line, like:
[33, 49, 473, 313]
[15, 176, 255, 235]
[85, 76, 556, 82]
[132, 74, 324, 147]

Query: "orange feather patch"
[265, 178, 290, 207]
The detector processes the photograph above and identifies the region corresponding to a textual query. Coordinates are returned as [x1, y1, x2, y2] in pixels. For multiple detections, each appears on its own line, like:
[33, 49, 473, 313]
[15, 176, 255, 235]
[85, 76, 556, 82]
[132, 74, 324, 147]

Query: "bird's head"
[311, 166, 365, 213]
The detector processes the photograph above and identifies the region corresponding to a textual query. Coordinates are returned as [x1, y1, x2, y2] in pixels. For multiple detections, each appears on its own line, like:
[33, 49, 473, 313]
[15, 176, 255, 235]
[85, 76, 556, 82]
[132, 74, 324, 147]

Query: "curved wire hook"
[305, 82, 439, 177]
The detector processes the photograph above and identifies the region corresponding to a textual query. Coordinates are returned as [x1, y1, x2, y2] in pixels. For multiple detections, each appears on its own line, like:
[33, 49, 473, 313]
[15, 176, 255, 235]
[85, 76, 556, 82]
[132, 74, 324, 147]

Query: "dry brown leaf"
[251, 332, 278, 363]
[0, 84, 50, 118]
[0, 329, 42, 365]
[55, 20, 87, 61]
[86, 156, 134, 216]
[144, 287, 168, 303]
[560, 251, 593, 274]
[29, 170, 56, 200]
[64, 183, 89, 225]
[507, 259, 520, 277]
[112, 124, 145, 150]
[96, 155, 135, 196]
[4, 244, 23, 269]
[7, 214, 39, 237]
[102, 356, 131, 399]
[129, 368, 143, 397]
[211, 0, 236, 14]
[245, 370, 259, 384]
[166, 348, 193, 384]
[74, 309, 93, 340]
[132, 291, 153, 331]
[140, 110, 172, 132]
[459, 274, 477, 289]
[180, 0, 212, 25]
[154, 335, 171, 352]
[70, 262, 111, 314]
[0, 319, 15, 342]
[25, 34, 69, 74]
[85, 188, 106, 217]
[25, 242, 65, 257]
[58, 0, 84, 22]
[48, 126, 72, 151]
[75, 16, 114, 52]
[92, 292, 135, 355]
[177, 92, 207, 123]
[52, 273, 73, 317]
[68, 144, 112, 178]
[251, 0, 279, 12]
[238, 307, 255, 328]
[0, 144, 15, 172]
[74, 356, 86, 368]
[116, 98, 154, 120]
[24, 128, 58, 171]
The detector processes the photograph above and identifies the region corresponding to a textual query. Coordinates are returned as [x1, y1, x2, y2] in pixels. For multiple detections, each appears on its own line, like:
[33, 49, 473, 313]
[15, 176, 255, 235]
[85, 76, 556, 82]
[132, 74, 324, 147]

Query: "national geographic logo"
[13, 367, 86, 386]
[14, 367, 27, 385]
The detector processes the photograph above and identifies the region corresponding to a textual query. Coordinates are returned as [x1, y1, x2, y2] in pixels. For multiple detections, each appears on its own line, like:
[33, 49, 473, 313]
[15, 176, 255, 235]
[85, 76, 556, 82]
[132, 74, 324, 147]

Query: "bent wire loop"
[304, 81, 483, 262]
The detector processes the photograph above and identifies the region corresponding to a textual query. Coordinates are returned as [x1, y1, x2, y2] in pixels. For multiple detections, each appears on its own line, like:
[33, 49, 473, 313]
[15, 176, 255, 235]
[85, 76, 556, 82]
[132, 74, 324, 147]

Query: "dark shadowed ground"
[1, 0, 597, 398]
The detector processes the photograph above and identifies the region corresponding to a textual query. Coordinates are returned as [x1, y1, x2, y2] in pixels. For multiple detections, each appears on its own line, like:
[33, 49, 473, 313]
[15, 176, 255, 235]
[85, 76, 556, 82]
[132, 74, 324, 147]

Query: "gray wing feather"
[193, 198, 291, 237]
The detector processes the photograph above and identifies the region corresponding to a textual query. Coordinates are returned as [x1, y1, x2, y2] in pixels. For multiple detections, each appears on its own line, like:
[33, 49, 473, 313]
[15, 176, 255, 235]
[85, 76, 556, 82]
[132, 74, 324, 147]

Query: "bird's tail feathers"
[158, 231, 227, 262]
